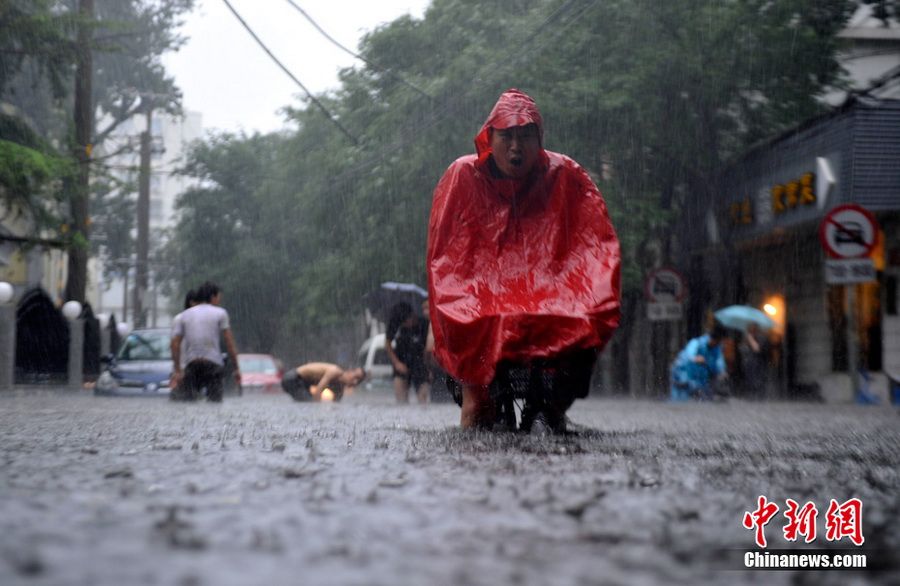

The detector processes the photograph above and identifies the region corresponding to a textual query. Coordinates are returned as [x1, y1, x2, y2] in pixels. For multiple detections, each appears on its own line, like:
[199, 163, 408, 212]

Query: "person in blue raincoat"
[670, 322, 728, 401]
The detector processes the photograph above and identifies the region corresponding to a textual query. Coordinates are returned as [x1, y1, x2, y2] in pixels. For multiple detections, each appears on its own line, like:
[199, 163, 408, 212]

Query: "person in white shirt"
[170, 282, 240, 402]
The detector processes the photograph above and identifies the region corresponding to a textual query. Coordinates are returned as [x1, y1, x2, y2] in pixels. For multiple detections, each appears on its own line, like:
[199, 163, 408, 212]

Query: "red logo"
[743, 496, 864, 548]
[743, 495, 780, 548]
[825, 498, 864, 546]
[783, 499, 818, 543]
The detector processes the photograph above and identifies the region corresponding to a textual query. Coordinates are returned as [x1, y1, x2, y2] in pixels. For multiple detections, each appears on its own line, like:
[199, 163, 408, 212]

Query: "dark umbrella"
[363, 282, 428, 323]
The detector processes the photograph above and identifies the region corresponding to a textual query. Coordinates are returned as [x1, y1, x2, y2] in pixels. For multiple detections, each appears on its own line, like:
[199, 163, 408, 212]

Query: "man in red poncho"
[427, 88, 621, 431]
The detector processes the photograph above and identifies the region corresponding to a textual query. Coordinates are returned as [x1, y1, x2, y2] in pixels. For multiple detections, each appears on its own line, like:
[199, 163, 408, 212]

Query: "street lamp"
[0, 282, 13, 305]
[116, 322, 131, 338]
[63, 300, 84, 390]
[0, 281, 15, 391]
[62, 300, 83, 321]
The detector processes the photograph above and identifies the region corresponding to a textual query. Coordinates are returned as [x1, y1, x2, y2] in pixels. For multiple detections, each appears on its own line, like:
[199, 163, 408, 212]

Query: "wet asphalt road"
[1, 388, 898, 586]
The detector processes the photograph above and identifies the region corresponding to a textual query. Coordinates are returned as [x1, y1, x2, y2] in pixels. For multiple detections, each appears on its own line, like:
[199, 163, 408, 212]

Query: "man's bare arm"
[385, 336, 408, 374]
[223, 328, 241, 382]
[171, 335, 183, 385]
[314, 366, 342, 394]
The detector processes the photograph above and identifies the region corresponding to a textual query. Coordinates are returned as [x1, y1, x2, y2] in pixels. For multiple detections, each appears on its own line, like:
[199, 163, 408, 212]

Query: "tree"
[166, 0, 856, 361]
[67, 0, 194, 303]
[0, 0, 74, 99]
[161, 132, 288, 352]
[530, 0, 852, 278]
[1, 0, 194, 301]
[0, 1, 75, 223]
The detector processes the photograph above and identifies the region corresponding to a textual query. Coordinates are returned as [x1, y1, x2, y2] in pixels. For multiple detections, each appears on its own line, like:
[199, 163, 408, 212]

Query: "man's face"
[342, 368, 365, 386]
[490, 124, 541, 179]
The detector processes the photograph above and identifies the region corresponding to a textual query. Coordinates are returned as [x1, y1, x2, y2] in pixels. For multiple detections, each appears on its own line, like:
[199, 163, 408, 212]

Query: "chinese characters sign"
[729, 172, 817, 227]
[743, 496, 864, 548]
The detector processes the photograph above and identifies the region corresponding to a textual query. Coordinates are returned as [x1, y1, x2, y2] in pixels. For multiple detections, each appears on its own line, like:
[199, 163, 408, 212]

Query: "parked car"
[96, 328, 242, 397]
[238, 353, 283, 393]
[95, 328, 173, 397]
[358, 333, 392, 389]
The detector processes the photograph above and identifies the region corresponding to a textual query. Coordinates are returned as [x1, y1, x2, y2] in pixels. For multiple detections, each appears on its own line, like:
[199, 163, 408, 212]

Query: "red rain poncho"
[427, 89, 621, 386]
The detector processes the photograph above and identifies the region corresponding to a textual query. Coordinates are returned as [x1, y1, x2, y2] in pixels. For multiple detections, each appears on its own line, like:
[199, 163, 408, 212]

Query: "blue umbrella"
[714, 305, 775, 332]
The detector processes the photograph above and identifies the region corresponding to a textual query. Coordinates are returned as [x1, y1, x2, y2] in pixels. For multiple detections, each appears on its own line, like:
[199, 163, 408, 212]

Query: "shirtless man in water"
[280, 362, 366, 402]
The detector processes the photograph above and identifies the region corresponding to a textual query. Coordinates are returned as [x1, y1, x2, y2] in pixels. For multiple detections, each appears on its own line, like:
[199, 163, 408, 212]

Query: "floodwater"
[1, 389, 898, 586]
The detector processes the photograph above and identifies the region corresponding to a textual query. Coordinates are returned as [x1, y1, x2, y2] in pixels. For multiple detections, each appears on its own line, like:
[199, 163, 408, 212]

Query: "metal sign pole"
[846, 284, 860, 397]
[819, 204, 880, 401]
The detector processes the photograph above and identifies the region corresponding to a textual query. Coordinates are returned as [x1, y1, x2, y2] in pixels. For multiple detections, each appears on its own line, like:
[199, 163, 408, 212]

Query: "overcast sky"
[163, 0, 430, 134]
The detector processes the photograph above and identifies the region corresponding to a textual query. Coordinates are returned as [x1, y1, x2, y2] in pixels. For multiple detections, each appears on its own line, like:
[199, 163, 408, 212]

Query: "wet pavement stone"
[1, 388, 898, 585]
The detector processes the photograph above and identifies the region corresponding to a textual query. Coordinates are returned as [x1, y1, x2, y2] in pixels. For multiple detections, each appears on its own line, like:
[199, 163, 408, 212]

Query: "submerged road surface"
[1, 389, 898, 586]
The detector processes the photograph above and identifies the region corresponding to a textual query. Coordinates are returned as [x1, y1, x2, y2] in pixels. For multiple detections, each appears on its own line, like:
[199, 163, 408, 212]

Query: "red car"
[238, 353, 283, 393]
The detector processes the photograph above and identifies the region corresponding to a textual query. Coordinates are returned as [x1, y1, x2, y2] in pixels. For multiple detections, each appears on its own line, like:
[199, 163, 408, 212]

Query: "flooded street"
[1, 390, 898, 586]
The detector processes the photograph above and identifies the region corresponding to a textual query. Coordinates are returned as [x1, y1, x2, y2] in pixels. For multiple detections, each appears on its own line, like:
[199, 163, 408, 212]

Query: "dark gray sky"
[164, 0, 430, 133]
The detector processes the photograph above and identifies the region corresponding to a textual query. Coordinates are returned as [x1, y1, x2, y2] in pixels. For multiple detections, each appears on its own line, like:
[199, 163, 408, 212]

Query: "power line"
[193, 0, 596, 198]
[306, 0, 598, 187]
[282, 0, 433, 100]
[220, 0, 359, 145]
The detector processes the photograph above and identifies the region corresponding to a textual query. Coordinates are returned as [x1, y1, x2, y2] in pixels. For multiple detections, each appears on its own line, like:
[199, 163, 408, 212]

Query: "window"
[373, 348, 389, 367]
[118, 331, 170, 361]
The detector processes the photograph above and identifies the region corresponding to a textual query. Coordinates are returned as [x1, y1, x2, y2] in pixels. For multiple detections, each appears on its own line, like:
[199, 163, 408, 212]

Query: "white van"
[358, 333, 392, 387]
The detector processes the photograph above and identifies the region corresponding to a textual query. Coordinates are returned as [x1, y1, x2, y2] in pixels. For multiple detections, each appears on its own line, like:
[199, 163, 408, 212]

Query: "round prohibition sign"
[818, 204, 879, 259]
[644, 267, 686, 303]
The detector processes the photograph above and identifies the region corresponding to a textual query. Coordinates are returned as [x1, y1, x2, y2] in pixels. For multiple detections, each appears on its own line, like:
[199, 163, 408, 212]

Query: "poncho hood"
[474, 88, 546, 168]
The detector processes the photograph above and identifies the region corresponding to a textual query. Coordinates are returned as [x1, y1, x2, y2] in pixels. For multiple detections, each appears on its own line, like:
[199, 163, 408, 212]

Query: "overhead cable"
[283, 0, 433, 100]
[316, 0, 598, 185]
[220, 0, 359, 145]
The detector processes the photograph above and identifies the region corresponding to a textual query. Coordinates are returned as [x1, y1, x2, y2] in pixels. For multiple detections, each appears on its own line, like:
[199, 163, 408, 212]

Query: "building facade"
[712, 97, 900, 401]
[89, 110, 203, 328]
[621, 4, 900, 400]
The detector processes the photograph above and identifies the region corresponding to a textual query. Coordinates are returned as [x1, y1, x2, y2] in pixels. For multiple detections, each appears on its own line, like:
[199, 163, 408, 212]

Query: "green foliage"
[0, 111, 72, 225]
[92, 0, 195, 134]
[0, 0, 194, 272]
[161, 132, 289, 351]
[0, 1, 75, 226]
[0, 0, 76, 98]
[165, 0, 855, 356]
[0, 140, 55, 193]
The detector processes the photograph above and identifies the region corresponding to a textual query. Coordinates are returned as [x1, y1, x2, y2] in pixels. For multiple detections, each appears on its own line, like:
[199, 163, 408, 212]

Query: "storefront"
[713, 97, 900, 401]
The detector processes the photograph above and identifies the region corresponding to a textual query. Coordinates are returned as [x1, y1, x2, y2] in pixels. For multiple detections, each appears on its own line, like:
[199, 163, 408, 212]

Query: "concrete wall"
[784, 244, 831, 386]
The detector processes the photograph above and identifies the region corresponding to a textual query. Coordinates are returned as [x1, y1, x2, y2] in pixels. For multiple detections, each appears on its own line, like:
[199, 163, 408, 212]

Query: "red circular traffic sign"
[644, 267, 686, 302]
[818, 204, 879, 259]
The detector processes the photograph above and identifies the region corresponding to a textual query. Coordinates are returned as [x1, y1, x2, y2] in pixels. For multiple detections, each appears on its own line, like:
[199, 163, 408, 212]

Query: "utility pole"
[133, 107, 152, 328]
[64, 0, 94, 304]
[122, 266, 129, 323]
